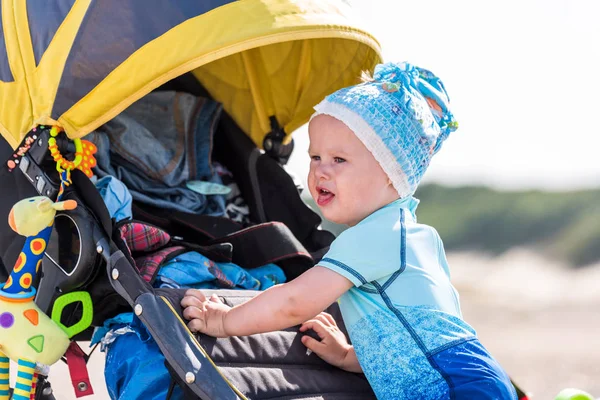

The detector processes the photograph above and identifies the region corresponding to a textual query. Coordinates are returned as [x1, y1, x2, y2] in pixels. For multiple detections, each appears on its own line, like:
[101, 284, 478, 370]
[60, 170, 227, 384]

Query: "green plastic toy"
[555, 388, 595, 400]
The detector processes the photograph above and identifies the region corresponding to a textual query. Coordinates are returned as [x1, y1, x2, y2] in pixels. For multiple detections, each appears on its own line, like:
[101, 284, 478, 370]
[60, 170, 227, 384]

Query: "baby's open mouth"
[316, 187, 335, 206]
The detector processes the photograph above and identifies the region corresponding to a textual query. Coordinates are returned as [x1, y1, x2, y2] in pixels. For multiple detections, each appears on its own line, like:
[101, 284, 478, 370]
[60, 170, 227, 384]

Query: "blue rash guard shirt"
[318, 197, 517, 399]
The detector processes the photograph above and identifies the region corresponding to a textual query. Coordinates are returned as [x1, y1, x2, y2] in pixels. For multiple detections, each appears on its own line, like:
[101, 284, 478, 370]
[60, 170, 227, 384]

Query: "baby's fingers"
[314, 312, 336, 327]
[299, 321, 310, 332]
[299, 319, 316, 332]
[209, 294, 223, 303]
[183, 305, 207, 333]
[299, 320, 328, 338]
[181, 290, 206, 308]
[182, 304, 205, 321]
[186, 289, 207, 301]
[187, 318, 206, 333]
[319, 312, 338, 327]
[301, 335, 326, 355]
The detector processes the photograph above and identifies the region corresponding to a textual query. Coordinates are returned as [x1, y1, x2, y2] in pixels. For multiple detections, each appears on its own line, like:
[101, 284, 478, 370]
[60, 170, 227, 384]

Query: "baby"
[182, 62, 517, 399]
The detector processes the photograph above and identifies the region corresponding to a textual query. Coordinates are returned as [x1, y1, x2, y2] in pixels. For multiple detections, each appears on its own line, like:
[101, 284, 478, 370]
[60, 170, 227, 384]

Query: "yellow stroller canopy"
[0, 0, 382, 149]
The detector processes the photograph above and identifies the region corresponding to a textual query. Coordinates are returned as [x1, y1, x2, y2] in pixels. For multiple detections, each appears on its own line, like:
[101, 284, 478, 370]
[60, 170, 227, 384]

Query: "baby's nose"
[315, 167, 329, 180]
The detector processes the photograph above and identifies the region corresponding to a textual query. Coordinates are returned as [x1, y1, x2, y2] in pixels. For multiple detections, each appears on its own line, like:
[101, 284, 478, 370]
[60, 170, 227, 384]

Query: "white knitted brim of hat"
[311, 100, 412, 198]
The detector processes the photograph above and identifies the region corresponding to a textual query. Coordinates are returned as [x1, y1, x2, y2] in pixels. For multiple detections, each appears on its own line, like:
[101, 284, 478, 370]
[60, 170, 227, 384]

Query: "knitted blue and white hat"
[312, 62, 458, 198]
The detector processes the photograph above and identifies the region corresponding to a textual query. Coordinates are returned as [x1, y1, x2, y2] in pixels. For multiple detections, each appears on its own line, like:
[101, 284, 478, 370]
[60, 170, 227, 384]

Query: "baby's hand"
[300, 312, 351, 369]
[181, 290, 231, 338]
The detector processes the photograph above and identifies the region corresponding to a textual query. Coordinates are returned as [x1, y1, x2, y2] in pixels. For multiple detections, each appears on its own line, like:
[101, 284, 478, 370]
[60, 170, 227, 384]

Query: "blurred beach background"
[32, 0, 600, 399]
[291, 0, 600, 397]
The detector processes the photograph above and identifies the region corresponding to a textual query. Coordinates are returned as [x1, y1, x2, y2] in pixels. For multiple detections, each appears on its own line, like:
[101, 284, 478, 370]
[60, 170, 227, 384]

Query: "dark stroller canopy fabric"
[0, 0, 382, 149]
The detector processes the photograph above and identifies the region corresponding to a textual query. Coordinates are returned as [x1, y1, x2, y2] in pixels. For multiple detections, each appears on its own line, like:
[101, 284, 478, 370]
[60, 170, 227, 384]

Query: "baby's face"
[308, 115, 399, 226]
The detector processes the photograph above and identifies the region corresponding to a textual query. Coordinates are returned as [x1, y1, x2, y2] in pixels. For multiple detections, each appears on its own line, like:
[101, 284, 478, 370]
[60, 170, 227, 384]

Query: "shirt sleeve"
[431, 227, 452, 280]
[317, 223, 401, 287]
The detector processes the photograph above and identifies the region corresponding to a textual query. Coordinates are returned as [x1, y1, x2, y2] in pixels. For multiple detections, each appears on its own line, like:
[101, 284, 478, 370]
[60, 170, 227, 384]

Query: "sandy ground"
[449, 250, 600, 400]
[10, 249, 599, 399]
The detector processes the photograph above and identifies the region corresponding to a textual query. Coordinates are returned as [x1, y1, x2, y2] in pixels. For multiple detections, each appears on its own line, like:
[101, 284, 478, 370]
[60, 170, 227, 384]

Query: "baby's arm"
[182, 266, 353, 337]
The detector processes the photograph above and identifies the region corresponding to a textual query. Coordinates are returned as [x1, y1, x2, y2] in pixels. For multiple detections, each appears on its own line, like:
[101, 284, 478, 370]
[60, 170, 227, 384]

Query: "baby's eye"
[334, 157, 346, 163]
[310, 155, 320, 161]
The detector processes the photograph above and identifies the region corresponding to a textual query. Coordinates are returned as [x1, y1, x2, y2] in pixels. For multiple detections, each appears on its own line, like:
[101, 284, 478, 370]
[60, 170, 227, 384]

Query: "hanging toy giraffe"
[0, 127, 93, 400]
[2, 196, 77, 293]
[0, 195, 77, 399]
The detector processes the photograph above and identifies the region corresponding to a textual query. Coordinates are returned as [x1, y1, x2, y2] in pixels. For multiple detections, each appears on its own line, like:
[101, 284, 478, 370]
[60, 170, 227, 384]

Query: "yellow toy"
[0, 196, 92, 400]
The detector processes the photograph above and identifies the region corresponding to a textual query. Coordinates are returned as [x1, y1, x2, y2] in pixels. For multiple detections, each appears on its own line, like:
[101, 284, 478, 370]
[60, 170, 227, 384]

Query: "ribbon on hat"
[373, 62, 458, 153]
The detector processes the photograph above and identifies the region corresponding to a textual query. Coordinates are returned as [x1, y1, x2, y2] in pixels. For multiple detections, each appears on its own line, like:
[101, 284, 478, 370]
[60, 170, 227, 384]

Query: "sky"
[289, 0, 600, 191]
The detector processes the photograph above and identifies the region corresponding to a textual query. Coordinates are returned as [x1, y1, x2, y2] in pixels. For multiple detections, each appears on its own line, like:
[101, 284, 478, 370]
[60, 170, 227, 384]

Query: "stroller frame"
[3, 77, 355, 397]
[5, 125, 245, 399]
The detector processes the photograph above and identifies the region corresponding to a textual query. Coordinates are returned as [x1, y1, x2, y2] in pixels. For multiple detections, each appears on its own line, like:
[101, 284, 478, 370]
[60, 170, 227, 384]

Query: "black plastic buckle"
[263, 116, 294, 165]
[6, 126, 60, 199]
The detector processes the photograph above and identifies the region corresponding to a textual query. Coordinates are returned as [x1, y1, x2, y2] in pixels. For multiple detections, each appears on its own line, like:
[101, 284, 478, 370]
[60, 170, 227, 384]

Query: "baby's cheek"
[307, 175, 317, 197]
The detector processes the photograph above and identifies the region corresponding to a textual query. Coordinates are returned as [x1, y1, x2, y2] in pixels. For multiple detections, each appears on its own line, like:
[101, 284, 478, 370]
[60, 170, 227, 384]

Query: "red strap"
[65, 342, 94, 397]
[30, 372, 38, 400]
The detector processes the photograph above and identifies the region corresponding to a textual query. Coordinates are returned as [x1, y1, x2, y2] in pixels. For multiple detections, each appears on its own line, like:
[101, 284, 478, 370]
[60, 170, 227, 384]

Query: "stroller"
[0, 1, 544, 399]
[0, 0, 388, 399]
